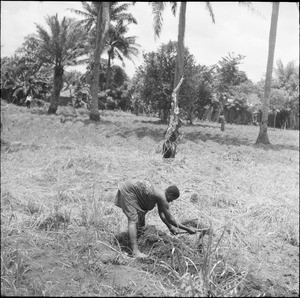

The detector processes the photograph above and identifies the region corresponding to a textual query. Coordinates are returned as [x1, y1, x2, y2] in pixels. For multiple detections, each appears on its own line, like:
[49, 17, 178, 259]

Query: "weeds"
[1, 244, 30, 296]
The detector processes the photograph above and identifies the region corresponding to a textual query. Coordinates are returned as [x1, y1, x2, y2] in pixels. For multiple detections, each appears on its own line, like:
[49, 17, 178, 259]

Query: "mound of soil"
[115, 225, 205, 277]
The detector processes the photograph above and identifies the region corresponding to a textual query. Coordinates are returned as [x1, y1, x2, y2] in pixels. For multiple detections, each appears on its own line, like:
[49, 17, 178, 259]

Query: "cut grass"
[1, 101, 299, 296]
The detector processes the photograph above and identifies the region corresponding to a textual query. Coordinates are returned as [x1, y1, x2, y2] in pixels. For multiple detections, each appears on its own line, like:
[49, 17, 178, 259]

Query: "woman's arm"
[157, 201, 196, 234]
[158, 209, 173, 230]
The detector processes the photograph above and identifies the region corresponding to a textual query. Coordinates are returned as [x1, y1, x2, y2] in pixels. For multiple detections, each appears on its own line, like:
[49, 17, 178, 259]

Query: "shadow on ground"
[183, 131, 299, 151]
[109, 119, 299, 151]
[103, 125, 165, 142]
[140, 119, 165, 125]
[188, 122, 234, 130]
[32, 110, 298, 152]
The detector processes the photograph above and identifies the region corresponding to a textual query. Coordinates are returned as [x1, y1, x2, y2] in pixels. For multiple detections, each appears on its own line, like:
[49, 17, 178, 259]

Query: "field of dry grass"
[1, 101, 299, 297]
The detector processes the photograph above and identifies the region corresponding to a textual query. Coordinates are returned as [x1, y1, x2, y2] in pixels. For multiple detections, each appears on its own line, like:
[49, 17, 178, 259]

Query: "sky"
[1, 1, 299, 83]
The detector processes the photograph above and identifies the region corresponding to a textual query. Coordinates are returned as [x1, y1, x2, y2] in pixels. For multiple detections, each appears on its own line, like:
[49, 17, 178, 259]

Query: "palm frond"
[170, 2, 177, 16]
[114, 48, 125, 65]
[83, 1, 99, 16]
[274, 59, 298, 84]
[150, 2, 166, 38]
[113, 12, 137, 25]
[35, 15, 88, 67]
[68, 2, 97, 33]
[35, 24, 50, 45]
[285, 60, 297, 81]
[275, 59, 285, 77]
[111, 3, 131, 16]
[35, 24, 54, 61]
[238, 2, 265, 19]
[204, 2, 215, 24]
[103, 17, 140, 69]
[67, 8, 92, 18]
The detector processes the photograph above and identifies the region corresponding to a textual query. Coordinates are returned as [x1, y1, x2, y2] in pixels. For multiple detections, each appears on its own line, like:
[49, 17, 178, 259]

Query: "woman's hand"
[186, 227, 197, 234]
[169, 227, 178, 235]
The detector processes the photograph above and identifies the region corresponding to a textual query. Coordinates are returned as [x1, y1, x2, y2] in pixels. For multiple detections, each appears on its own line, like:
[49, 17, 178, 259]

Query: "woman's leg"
[128, 220, 148, 258]
[137, 212, 146, 236]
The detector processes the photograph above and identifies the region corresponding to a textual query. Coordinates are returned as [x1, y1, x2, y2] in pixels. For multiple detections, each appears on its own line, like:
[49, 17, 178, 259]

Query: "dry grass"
[1, 101, 299, 296]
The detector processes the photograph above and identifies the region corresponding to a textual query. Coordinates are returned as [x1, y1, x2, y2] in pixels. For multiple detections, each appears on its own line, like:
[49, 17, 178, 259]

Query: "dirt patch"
[115, 225, 205, 277]
[16, 227, 180, 297]
[101, 265, 173, 296]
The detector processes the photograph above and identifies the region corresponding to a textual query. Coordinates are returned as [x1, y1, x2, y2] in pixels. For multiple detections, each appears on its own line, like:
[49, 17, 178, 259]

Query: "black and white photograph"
[1, 2, 299, 297]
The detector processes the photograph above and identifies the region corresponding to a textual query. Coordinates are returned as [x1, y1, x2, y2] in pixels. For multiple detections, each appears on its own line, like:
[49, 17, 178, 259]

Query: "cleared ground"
[1, 101, 299, 296]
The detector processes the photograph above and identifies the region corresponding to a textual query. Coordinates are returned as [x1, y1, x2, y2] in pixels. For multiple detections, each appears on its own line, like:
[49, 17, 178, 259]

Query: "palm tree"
[274, 59, 298, 88]
[151, 2, 215, 158]
[256, 2, 280, 144]
[89, 2, 110, 121]
[35, 14, 87, 114]
[69, 2, 136, 121]
[105, 22, 140, 90]
[69, 2, 137, 32]
[151, 2, 214, 90]
[68, 2, 98, 33]
[110, 2, 137, 26]
[151, 2, 259, 156]
[68, 2, 137, 63]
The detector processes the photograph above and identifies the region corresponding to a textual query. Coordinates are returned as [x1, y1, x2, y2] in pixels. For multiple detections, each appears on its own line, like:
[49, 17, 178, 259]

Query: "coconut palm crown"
[70, 2, 139, 90]
[69, 2, 137, 33]
[105, 21, 140, 89]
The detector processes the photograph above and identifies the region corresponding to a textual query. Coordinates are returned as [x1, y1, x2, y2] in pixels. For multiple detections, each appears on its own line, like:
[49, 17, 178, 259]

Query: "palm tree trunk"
[163, 2, 186, 159]
[256, 2, 279, 144]
[48, 65, 64, 114]
[173, 2, 186, 92]
[90, 2, 110, 121]
[163, 77, 184, 158]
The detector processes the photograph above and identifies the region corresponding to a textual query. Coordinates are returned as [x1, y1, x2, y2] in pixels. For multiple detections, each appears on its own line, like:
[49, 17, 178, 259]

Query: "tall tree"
[213, 53, 247, 120]
[271, 59, 299, 129]
[164, 2, 186, 155]
[35, 14, 87, 114]
[69, 2, 136, 120]
[14, 35, 47, 82]
[89, 2, 110, 121]
[105, 22, 139, 90]
[151, 2, 215, 158]
[151, 2, 214, 98]
[256, 2, 279, 144]
[136, 41, 201, 123]
[151, 2, 259, 156]
[141, 42, 177, 123]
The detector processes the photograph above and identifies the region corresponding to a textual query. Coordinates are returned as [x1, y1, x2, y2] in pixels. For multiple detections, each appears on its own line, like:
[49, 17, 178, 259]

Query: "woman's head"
[165, 185, 180, 202]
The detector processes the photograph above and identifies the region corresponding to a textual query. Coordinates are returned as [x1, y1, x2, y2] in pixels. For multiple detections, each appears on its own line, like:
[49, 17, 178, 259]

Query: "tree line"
[130, 41, 298, 130]
[1, 3, 139, 114]
[1, 2, 299, 143]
